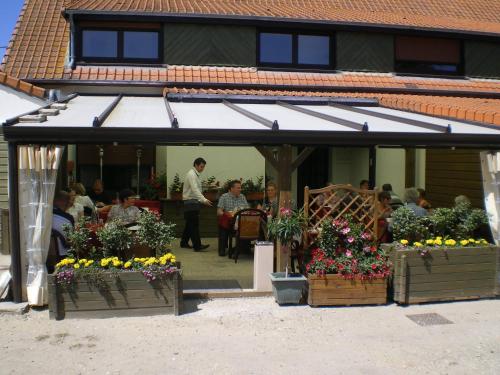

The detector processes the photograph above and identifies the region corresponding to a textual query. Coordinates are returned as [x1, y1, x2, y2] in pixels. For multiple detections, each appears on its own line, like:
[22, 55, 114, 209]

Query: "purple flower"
[341, 227, 351, 235]
[347, 237, 354, 243]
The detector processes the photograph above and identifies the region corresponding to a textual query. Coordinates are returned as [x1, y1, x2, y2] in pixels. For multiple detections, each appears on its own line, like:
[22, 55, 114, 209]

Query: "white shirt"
[182, 168, 208, 203]
[67, 202, 84, 222]
[75, 195, 95, 210]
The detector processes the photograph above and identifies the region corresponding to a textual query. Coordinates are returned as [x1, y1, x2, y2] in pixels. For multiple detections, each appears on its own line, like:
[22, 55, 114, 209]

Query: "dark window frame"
[77, 27, 163, 64]
[257, 29, 335, 70]
[393, 36, 464, 77]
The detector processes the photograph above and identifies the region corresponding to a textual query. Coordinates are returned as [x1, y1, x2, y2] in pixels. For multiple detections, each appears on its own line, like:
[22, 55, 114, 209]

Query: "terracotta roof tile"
[0, 71, 46, 98]
[65, 0, 500, 35]
[164, 86, 500, 126]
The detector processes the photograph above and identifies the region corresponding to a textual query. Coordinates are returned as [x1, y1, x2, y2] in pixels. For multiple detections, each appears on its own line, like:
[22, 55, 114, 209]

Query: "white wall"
[163, 146, 265, 197]
[415, 149, 426, 189]
[330, 147, 370, 187]
[375, 148, 406, 198]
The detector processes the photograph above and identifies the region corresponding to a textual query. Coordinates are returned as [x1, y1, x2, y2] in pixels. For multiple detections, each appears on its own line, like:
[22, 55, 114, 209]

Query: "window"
[79, 28, 161, 63]
[395, 36, 462, 76]
[258, 31, 332, 68]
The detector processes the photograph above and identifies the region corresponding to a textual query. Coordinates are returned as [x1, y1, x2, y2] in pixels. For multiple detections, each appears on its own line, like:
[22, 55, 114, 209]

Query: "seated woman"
[377, 191, 393, 243]
[66, 188, 84, 222]
[107, 189, 141, 225]
[72, 182, 96, 217]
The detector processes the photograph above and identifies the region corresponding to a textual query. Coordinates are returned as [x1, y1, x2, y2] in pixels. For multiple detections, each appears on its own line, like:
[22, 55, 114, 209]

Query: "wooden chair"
[228, 209, 268, 263]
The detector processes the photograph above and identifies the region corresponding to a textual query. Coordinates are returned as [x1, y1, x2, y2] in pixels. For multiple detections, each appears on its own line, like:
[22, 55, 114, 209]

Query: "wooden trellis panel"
[304, 184, 379, 237]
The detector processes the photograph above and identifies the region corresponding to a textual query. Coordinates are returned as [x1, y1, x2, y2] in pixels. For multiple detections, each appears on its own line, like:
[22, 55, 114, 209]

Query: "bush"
[392, 206, 430, 243]
[430, 202, 488, 240]
[136, 210, 176, 256]
[97, 220, 133, 258]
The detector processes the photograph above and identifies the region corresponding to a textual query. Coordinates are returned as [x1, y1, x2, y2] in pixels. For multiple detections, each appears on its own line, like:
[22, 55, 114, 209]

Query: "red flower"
[371, 264, 377, 270]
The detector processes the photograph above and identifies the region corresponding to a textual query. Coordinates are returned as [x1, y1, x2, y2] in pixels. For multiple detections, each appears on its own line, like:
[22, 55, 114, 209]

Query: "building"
[1, 0, 500, 302]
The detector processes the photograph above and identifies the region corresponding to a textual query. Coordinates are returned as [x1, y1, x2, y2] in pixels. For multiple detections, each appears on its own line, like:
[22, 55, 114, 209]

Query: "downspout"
[68, 13, 76, 70]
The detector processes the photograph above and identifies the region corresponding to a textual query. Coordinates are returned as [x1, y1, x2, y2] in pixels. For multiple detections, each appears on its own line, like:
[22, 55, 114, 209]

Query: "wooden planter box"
[48, 270, 183, 320]
[308, 274, 387, 306]
[391, 246, 500, 304]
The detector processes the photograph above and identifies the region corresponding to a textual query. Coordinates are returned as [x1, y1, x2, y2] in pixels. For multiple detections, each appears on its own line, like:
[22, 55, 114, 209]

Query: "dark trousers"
[181, 210, 201, 250]
[218, 226, 231, 256]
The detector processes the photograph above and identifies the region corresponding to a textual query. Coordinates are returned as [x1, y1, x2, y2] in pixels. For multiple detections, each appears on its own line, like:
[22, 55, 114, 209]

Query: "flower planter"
[203, 191, 218, 201]
[269, 272, 307, 304]
[307, 274, 387, 307]
[170, 192, 182, 201]
[389, 245, 499, 304]
[246, 192, 264, 201]
[48, 270, 183, 320]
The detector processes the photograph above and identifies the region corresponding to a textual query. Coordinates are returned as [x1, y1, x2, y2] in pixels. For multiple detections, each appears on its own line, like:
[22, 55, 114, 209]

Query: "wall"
[162, 146, 265, 198]
[336, 32, 394, 72]
[330, 147, 370, 187]
[426, 149, 483, 208]
[465, 41, 500, 78]
[164, 23, 256, 66]
[375, 148, 406, 198]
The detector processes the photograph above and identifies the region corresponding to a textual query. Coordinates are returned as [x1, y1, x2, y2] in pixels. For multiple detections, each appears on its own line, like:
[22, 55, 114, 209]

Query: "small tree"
[97, 220, 133, 258]
[392, 206, 430, 243]
[136, 210, 176, 256]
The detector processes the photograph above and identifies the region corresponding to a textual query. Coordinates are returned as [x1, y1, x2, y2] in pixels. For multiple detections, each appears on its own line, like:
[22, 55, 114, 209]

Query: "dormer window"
[395, 36, 462, 76]
[78, 25, 162, 64]
[258, 31, 333, 69]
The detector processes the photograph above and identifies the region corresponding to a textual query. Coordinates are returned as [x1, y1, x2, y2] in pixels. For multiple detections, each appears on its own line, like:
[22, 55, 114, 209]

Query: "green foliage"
[267, 208, 307, 245]
[241, 176, 264, 195]
[142, 171, 167, 200]
[136, 210, 176, 256]
[97, 220, 133, 258]
[63, 217, 94, 258]
[202, 176, 219, 192]
[430, 202, 488, 239]
[169, 173, 183, 194]
[392, 206, 430, 243]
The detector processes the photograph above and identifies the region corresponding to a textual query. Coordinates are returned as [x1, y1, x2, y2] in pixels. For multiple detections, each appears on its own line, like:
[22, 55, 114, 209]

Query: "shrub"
[392, 206, 430, 243]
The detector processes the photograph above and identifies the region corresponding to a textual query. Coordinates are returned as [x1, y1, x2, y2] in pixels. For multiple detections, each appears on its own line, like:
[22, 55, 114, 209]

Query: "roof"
[165, 87, 500, 126]
[2, 0, 500, 82]
[0, 72, 45, 98]
[66, 0, 500, 35]
[3, 94, 500, 148]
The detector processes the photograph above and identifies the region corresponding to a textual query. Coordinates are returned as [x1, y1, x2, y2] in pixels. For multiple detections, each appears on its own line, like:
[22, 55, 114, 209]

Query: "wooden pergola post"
[256, 145, 315, 271]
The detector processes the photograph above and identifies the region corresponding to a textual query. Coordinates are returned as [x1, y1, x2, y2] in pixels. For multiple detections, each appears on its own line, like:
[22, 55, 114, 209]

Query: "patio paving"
[171, 237, 254, 290]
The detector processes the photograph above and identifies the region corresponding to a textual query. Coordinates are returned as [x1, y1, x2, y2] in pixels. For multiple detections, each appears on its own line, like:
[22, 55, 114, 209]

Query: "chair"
[228, 209, 267, 263]
[46, 230, 64, 274]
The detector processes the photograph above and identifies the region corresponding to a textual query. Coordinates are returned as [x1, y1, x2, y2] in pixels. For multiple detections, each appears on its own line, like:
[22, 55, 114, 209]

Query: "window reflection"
[124, 31, 159, 59]
[260, 33, 293, 64]
[82, 30, 118, 58]
[298, 35, 330, 65]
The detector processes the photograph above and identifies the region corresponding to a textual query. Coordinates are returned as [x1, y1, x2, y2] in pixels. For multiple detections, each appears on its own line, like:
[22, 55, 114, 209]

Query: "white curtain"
[480, 151, 500, 246]
[18, 145, 64, 306]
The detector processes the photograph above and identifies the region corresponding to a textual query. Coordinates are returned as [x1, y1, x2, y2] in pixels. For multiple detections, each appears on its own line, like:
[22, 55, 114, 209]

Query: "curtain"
[18, 145, 64, 306]
[480, 151, 500, 246]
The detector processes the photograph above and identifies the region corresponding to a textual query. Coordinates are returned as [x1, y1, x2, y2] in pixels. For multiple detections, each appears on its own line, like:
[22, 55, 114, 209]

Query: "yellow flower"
[460, 240, 469, 246]
[74, 264, 80, 269]
[480, 239, 488, 245]
[475, 240, 481, 244]
[112, 260, 121, 267]
[434, 239, 443, 246]
[160, 260, 167, 266]
[426, 239, 434, 245]
[84, 262, 92, 267]
[101, 259, 109, 267]
[445, 239, 456, 246]
[413, 242, 423, 247]
[68, 258, 75, 264]
[400, 239, 409, 245]
[78, 259, 86, 265]
[435, 236, 442, 241]
[468, 238, 475, 243]
[124, 261, 132, 269]
[134, 258, 140, 262]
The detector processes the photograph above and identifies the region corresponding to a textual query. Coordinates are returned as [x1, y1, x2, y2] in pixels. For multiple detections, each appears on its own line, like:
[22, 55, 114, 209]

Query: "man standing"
[217, 180, 249, 256]
[52, 190, 75, 257]
[181, 158, 212, 251]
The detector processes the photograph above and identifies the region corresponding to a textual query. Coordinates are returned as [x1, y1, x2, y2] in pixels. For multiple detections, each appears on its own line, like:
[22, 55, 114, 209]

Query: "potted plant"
[136, 210, 176, 257]
[305, 217, 391, 306]
[267, 207, 308, 304]
[202, 175, 220, 201]
[141, 171, 167, 201]
[387, 202, 497, 304]
[241, 176, 264, 201]
[169, 173, 183, 200]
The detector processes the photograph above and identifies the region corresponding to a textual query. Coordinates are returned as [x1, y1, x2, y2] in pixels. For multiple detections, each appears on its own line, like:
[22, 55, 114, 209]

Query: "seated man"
[52, 190, 75, 257]
[217, 180, 249, 256]
[107, 189, 141, 225]
[88, 179, 113, 208]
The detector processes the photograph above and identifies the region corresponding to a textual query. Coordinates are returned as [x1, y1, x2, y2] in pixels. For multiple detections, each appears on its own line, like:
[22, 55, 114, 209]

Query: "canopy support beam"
[223, 100, 278, 130]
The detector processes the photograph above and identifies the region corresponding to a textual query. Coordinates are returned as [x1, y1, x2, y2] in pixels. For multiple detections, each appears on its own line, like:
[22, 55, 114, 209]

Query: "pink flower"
[341, 227, 351, 235]
[345, 250, 352, 257]
[347, 236, 354, 243]
[279, 207, 292, 217]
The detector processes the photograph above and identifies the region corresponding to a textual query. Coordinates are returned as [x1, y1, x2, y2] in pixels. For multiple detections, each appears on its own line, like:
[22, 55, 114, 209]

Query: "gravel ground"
[0, 298, 499, 375]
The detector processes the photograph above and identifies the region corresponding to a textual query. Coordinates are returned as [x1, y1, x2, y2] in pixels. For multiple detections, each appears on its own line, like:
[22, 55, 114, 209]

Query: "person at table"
[261, 182, 278, 218]
[66, 187, 84, 223]
[404, 188, 428, 217]
[72, 182, 96, 217]
[377, 191, 393, 243]
[217, 180, 249, 256]
[52, 190, 74, 257]
[88, 179, 112, 208]
[107, 189, 141, 225]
